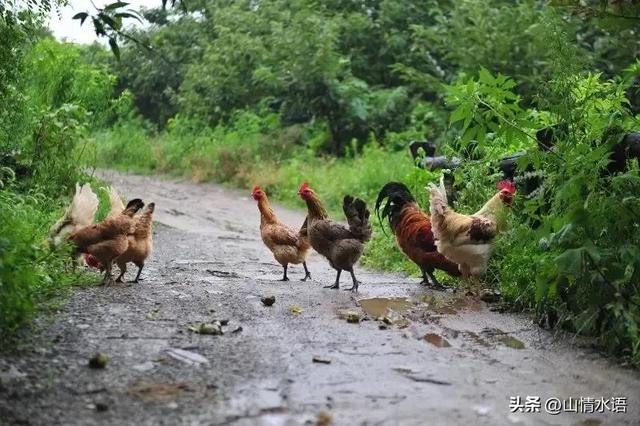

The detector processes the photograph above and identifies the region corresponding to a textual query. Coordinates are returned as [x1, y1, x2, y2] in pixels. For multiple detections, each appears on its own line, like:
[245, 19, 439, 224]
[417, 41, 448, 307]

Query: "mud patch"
[127, 382, 203, 402]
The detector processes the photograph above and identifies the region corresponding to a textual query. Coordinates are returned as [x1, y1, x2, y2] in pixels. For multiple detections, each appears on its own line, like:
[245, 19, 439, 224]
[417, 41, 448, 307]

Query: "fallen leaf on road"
[166, 348, 209, 366]
[499, 336, 525, 349]
[290, 306, 302, 315]
[424, 333, 451, 348]
[147, 308, 160, 320]
[199, 322, 223, 335]
[316, 411, 332, 426]
[346, 312, 361, 323]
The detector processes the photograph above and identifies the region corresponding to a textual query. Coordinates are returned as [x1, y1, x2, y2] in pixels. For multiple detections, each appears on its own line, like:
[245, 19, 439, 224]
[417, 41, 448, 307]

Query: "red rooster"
[375, 182, 460, 288]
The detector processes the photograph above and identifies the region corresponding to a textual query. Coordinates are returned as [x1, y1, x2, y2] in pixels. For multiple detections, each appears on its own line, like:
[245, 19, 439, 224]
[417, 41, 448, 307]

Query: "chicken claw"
[300, 262, 312, 281]
[343, 270, 360, 292]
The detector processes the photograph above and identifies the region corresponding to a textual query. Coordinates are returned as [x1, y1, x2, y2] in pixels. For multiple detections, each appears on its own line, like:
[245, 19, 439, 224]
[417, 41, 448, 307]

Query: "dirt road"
[1, 170, 638, 426]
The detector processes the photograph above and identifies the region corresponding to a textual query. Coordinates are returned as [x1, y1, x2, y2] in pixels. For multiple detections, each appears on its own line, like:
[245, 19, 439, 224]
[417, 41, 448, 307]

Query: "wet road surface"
[1, 170, 639, 426]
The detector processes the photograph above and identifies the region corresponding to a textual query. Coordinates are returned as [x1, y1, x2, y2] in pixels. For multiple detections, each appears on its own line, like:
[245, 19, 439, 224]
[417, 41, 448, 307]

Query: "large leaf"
[104, 2, 129, 11]
[555, 248, 586, 277]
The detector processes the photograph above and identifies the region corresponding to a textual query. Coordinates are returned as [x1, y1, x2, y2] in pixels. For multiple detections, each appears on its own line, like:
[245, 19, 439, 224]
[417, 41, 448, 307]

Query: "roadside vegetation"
[1, 0, 639, 365]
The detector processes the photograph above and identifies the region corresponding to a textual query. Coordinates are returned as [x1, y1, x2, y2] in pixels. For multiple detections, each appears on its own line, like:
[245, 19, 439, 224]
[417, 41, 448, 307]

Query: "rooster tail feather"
[124, 198, 145, 215]
[375, 182, 415, 233]
[343, 195, 372, 243]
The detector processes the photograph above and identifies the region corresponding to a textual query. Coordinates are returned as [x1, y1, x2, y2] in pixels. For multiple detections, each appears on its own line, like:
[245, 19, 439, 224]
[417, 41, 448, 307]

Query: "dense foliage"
[2, 0, 639, 364]
[0, 9, 118, 340]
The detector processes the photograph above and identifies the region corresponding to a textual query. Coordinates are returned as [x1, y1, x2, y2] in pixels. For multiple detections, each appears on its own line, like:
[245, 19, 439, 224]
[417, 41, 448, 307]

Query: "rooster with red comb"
[298, 182, 372, 292]
[428, 176, 516, 278]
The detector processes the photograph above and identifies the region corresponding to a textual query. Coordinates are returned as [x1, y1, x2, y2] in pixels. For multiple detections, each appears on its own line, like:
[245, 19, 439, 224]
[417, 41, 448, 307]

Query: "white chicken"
[428, 177, 516, 277]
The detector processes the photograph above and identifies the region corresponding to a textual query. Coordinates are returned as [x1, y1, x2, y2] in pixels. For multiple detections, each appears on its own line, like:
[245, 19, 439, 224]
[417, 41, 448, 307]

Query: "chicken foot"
[132, 262, 144, 283]
[300, 262, 311, 281]
[343, 269, 361, 292]
[115, 263, 127, 283]
[101, 262, 115, 286]
[420, 268, 448, 291]
[324, 269, 341, 289]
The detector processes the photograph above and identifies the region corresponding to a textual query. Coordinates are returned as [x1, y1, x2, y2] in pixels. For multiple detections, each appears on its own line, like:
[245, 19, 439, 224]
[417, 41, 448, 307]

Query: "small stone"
[312, 356, 332, 364]
[88, 353, 108, 369]
[231, 326, 243, 333]
[198, 322, 223, 335]
[480, 289, 501, 303]
[261, 296, 276, 306]
[95, 402, 109, 412]
[378, 323, 388, 330]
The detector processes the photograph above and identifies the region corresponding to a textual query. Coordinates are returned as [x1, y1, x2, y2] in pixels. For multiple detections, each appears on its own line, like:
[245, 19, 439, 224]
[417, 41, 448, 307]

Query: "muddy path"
[1, 170, 638, 426]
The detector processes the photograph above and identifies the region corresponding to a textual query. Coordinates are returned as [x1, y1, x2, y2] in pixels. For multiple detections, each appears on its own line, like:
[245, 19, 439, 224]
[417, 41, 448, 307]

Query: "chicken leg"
[115, 263, 127, 283]
[131, 262, 144, 283]
[101, 262, 115, 286]
[280, 264, 290, 281]
[324, 269, 341, 289]
[301, 262, 311, 281]
[343, 269, 361, 292]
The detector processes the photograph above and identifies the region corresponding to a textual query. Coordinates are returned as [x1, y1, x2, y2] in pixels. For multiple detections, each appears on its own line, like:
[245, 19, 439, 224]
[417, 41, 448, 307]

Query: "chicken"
[68, 198, 145, 285]
[48, 183, 99, 249]
[428, 177, 516, 277]
[375, 182, 461, 288]
[84, 186, 128, 271]
[252, 186, 311, 281]
[114, 202, 155, 283]
[298, 182, 372, 292]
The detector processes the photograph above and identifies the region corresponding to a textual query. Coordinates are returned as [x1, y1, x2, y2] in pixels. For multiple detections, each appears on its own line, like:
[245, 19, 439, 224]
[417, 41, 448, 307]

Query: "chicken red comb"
[84, 253, 103, 270]
[299, 182, 310, 192]
[497, 180, 517, 194]
[252, 185, 261, 193]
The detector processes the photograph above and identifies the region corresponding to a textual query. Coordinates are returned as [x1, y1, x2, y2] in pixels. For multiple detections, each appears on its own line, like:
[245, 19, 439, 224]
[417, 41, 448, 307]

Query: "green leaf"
[449, 105, 468, 124]
[109, 38, 121, 60]
[478, 67, 495, 86]
[114, 12, 142, 23]
[72, 12, 89, 25]
[555, 248, 586, 277]
[104, 2, 129, 11]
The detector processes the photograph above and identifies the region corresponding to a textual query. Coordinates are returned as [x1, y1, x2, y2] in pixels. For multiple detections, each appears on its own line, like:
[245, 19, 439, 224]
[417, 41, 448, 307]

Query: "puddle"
[359, 298, 411, 318]
[424, 333, 451, 348]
